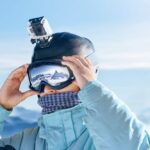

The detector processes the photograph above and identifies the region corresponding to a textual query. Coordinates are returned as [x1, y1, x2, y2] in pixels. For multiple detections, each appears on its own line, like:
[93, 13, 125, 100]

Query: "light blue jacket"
[0, 80, 150, 150]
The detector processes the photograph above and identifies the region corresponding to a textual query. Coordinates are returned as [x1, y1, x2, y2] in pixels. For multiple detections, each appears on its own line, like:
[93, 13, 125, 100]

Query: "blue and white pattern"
[38, 92, 81, 114]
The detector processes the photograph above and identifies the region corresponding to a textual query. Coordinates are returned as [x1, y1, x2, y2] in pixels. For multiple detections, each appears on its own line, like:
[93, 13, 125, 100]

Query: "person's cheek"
[39, 82, 80, 96]
[65, 82, 80, 92]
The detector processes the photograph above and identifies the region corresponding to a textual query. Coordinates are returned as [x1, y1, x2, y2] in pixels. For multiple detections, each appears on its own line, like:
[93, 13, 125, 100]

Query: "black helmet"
[32, 32, 95, 63]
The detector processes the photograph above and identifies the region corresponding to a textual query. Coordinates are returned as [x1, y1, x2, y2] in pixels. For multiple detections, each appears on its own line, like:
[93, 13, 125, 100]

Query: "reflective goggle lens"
[28, 64, 72, 90]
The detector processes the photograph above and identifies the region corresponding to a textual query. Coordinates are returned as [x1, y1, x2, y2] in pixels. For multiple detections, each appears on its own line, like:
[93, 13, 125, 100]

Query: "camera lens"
[32, 24, 46, 36]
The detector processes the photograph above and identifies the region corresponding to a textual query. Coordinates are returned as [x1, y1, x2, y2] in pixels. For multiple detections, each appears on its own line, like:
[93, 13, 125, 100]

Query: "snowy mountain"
[2, 107, 41, 138]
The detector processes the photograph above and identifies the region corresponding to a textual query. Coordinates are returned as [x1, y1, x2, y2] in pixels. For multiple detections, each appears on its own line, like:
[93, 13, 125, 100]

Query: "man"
[0, 32, 149, 150]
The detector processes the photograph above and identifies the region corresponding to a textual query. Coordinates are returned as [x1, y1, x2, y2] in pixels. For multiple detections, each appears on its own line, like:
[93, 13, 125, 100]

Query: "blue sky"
[0, 0, 150, 69]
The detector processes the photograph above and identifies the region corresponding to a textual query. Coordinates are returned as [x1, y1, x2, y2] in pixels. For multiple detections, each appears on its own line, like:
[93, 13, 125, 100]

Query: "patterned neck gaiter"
[38, 92, 81, 115]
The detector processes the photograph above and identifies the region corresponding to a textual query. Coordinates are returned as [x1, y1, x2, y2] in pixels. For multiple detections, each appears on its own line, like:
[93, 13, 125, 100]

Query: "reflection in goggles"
[30, 65, 70, 87]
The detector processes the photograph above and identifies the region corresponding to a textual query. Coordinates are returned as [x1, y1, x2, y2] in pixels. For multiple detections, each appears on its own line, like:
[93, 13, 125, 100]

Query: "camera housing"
[27, 16, 53, 48]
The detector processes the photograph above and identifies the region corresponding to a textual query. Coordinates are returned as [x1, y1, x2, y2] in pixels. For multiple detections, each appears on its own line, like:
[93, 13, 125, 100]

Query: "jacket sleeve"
[78, 80, 150, 150]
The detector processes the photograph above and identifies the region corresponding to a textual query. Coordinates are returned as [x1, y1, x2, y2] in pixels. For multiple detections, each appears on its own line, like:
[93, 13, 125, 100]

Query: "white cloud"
[89, 22, 150, 69]
[0, 39, 33, 69]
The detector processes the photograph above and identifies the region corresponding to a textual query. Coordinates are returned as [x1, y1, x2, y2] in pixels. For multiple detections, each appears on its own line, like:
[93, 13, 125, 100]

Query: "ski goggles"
[27, 59, 75, 92]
